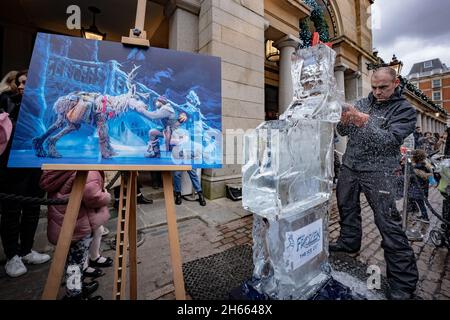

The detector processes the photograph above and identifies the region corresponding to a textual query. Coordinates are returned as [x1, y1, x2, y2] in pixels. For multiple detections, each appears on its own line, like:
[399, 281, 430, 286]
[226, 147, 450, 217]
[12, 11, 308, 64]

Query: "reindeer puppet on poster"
[8, 33, 222, 168]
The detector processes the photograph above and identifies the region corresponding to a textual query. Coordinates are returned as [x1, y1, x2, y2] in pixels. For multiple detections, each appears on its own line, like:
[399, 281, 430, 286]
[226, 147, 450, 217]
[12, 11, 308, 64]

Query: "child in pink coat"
[40, 170, 111, 299]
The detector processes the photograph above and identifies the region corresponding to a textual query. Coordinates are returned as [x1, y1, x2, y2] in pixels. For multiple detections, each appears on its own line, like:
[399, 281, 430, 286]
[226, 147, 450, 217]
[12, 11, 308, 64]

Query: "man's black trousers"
[336, 165, 418, 294]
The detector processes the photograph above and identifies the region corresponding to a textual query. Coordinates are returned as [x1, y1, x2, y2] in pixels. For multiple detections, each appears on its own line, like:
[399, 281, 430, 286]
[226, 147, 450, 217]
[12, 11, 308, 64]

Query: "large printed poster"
[8, 33, 222, 168]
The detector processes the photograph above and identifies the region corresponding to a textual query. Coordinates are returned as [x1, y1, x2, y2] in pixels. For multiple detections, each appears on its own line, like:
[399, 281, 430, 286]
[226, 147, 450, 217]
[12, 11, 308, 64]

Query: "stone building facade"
[1, 0, 446, 199]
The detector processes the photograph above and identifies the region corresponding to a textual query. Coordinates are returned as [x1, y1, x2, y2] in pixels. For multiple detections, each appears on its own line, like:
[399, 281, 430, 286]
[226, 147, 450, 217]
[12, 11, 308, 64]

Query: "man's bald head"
[372, 67, 397, 81]
[371, 67, 400, 101]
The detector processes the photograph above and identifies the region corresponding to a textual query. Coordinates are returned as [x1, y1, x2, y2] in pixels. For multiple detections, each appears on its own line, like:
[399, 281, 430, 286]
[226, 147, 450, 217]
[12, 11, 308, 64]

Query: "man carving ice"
[329, 67, 419, 300]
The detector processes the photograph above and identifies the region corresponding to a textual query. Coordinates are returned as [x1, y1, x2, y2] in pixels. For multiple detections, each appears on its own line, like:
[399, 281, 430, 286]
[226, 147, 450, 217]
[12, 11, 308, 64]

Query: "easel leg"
[42, 171, 88, 300]
[113, 173, 130, 300]
[162, 171, 186, 300]
[128, 171, 138, 300]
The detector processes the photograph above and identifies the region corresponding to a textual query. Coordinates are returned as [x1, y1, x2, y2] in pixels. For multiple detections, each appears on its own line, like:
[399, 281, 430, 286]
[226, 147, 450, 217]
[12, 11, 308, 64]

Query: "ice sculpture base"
[252, 200, 331, 300]
[230, 276, 366, 300]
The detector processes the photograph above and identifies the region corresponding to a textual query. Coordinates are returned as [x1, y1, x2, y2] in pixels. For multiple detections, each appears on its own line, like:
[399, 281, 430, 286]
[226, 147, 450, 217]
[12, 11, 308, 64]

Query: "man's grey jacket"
[337, 88, 416, 172]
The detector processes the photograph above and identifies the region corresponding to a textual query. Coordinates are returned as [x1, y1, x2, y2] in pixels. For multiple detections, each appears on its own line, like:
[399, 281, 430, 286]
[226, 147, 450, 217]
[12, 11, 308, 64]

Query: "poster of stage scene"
[8, 33, 222, 168]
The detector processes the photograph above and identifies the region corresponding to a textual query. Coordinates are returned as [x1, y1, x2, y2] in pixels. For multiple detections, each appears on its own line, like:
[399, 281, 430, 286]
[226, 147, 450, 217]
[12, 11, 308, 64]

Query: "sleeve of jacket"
[413, 168, 431, 180]
[82, 172, 111, 209]
[0, 95, 9, 114]
[361, 101, 416, 148]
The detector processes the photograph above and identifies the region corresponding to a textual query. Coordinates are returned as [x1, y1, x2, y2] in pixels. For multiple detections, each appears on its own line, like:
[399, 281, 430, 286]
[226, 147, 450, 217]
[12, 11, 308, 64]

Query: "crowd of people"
[407, 127, 450, 224]
[413, 126, 448, 156]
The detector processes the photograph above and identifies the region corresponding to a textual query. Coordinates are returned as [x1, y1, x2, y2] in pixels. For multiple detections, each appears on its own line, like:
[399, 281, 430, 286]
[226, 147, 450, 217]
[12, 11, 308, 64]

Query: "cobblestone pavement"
[207, 188, 450, 300]
[0, 188, 448, 300]
[214, 189, 450, 300]
[328, 188, 450, 300]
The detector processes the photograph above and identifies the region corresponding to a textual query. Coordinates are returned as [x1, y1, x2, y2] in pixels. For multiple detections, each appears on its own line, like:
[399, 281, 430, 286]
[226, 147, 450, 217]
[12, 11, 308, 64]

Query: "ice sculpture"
[242, 43, 343, 299]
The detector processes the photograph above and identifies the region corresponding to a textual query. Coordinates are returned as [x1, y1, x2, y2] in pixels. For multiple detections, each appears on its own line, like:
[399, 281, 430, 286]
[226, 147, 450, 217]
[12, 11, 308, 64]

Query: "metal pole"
[402, 151, 411, 231]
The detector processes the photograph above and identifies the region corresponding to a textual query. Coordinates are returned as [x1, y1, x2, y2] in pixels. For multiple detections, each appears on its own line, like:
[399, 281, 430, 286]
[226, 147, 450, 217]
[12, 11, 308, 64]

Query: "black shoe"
[83, 267, 105, 279]
[329, 241, 359, 255]
[175, 192, 182, 205]
[387, 289, 414, 300]
[89, 256, 114, 268]
[197, 191, 206, 206]
[63, 293, 103, 300]
[82, 280, 99, 298]
[137, 193, 153, 204]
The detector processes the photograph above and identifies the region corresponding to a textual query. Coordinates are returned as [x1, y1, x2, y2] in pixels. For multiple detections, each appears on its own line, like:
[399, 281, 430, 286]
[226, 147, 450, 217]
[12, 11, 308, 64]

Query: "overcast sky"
[372, 0, 450, 76]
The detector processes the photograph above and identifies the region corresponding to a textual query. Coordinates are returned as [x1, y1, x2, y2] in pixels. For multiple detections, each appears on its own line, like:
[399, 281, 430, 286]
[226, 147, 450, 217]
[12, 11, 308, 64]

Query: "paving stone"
[421, 281, 439, 294]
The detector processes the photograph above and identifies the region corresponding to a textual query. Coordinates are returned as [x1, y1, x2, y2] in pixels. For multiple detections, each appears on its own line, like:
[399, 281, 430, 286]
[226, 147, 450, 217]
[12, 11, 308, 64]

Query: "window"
[432, 79, 442, 88]
[424, 61, 433, 68]
[433, 91, 442, 101]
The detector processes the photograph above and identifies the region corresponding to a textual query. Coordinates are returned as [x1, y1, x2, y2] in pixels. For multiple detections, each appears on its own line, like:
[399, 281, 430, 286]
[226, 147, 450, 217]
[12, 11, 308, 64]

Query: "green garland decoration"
[299, 19, 312, 49]
[300, 0, 330, 47]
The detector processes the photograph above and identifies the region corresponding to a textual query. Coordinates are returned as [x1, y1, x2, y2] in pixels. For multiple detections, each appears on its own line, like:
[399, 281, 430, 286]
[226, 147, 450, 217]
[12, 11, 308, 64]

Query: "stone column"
[344, 70, 361, 102]
[417, 112, 422, 129]
[274, 35, 300, 114]
[334, 65, 347, 160]
[335, 65, 346, 96]
[428, 117, 432, 133]
[198, 0, 265, 199]
[166, 0, 201, 52]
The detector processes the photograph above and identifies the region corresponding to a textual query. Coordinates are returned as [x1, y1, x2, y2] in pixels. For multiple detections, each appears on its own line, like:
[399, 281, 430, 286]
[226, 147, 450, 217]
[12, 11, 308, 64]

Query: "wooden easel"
[41, 164, 191, 300]
[42, 0, 193, 300]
